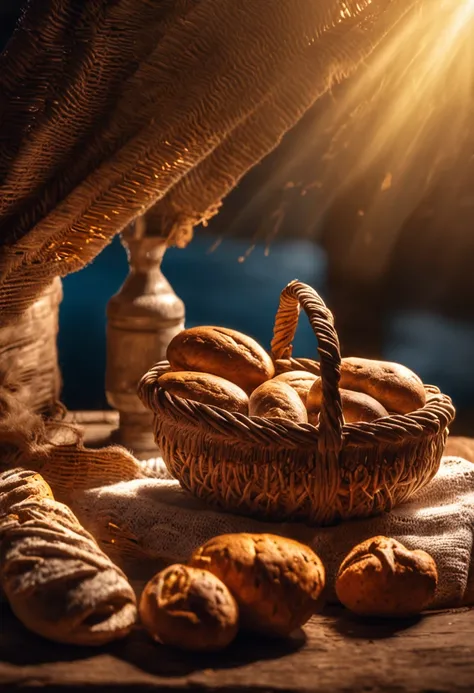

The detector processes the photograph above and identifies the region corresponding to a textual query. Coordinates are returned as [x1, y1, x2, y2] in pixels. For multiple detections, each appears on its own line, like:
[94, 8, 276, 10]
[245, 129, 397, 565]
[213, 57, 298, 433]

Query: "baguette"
[158, 371, 248, 414]
[340, 357, 426, 414]
[167, 326, 274, 394]
[307, 380, 388, 424]
[0, 469, 137, 646]
[249, 380, 308, 423]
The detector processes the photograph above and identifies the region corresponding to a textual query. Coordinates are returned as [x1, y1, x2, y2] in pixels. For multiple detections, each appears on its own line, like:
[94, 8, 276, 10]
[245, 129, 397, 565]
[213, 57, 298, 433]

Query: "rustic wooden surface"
[1, 412, 473, 692]
[1, 603, 473, 692]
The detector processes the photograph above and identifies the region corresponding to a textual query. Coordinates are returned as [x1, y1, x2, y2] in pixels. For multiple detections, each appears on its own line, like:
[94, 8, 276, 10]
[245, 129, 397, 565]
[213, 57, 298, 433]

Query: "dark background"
[2, 3, 474, 431]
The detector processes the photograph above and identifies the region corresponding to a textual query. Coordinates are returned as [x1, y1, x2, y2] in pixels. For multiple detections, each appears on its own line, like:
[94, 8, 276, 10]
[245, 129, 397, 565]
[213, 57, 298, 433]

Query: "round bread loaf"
[249, 380, 308, 423]
[335, 536, 438, 617]
[167, 326, 274, 395]
[272, 371, 319, 405]
[139, 564, 239, 652]
[158, 371, 248, 414]
[340, 357, 426, 414]
[189, 533, 325, 637]
[307, 380, 388, 425]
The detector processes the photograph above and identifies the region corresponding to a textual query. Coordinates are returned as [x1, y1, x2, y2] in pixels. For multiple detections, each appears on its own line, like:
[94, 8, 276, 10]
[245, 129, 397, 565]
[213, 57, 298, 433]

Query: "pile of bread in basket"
[0, 281, 455, 652]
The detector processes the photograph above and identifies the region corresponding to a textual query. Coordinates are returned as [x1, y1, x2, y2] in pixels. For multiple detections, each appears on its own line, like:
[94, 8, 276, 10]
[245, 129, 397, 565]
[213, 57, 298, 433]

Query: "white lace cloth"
[73, 456, 474, 609]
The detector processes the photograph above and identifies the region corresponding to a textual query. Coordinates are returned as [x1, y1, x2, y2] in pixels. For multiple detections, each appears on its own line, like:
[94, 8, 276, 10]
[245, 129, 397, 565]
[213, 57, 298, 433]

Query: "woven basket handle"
[271, 280, 343, 455]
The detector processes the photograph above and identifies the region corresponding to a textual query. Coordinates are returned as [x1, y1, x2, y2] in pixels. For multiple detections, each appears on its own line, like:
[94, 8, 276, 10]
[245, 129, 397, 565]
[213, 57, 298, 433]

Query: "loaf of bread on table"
[0, 469, 137, 646]
[139, 564, 239, 652]
[190, 533, 325, 637]
[336, 536, 438, 617]
[340, 357, 426, 414]
[272, 371, 319, 406]
[307, 380, 389, 424]
[158, 371, 248, 414]
[167, 326, 274, 394]
[249, 380, 308, 423]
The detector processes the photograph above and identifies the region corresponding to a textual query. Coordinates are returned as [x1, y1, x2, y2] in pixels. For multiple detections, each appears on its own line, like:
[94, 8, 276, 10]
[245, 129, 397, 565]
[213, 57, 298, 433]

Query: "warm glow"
[325, 0, 474, 275]
[358, 0, 474, 175]
[232, 0, 474, 268]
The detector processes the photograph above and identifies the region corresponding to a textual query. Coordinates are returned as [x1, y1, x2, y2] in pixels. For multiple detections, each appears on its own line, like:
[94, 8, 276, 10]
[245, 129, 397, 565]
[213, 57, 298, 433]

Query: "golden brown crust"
[158, 371, 249, 414]
[272, 371, 319, 406]
[167, 326, 274, 394]
[0, 469, 137, 646]
[139, 564, 239, 652]
[249, 381, 308, 423]
[189, 533, 325, 637]
[307, 381, 388, 425]
[340, 358, 426, 414]
[0, 469, 53, 514]
[335, 536, 438, 617]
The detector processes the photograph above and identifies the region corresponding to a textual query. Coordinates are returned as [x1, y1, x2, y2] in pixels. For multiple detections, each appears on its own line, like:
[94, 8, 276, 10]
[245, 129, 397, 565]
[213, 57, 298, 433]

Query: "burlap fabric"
[0, 388, 143, 506]
[0, 278, 62, 414]
[0, 0, 423, 322]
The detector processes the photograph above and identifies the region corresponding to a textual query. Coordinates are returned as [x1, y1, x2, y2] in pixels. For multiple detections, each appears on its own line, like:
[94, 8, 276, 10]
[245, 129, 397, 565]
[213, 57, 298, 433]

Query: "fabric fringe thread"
[0, 385, 144, 509]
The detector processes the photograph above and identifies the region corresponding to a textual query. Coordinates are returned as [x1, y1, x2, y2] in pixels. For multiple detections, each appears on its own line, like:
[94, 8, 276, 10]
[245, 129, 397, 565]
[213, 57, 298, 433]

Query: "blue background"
[59, 232, 474, 418]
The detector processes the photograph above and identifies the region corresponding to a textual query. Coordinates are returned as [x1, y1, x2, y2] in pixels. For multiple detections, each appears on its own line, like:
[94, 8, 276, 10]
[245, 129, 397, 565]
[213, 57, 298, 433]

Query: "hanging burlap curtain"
[0, 0, 424, 323]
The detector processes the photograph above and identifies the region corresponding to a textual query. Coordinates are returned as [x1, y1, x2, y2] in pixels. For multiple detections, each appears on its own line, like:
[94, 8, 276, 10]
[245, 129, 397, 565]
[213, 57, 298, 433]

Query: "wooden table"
[1, 603, 473, 692]
[1, 412, 473, 692]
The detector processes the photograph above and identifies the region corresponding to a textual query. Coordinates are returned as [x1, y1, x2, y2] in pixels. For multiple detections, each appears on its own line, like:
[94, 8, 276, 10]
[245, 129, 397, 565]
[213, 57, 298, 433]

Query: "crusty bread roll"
[189, 533, 325, 637]
[340, 357, 426, 414]
[307, 380, 388, 425]
[0, 469, 137, 646]
[167, 326, 274, 394]
[272, 371, 319, 405]
[0, 469, 53, 512]
[139, 564, 239, 652]
[249, 380, 308, 423]
[158, 371, 248, 414]
[336, 536, 438, 617]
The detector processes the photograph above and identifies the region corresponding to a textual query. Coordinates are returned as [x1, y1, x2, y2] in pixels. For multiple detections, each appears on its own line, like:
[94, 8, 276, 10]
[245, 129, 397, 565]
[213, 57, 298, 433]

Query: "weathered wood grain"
[0, 604, 473, 692]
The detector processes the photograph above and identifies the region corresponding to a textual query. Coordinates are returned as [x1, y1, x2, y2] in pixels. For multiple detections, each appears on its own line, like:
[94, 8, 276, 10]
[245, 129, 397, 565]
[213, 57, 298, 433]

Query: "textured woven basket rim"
[138, 280, 455, 458]
[140, 367, 453, 452]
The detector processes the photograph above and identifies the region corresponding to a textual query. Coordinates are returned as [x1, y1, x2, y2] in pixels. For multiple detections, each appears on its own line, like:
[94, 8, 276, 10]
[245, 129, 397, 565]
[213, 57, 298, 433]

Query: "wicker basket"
[138, 280, 455, 526]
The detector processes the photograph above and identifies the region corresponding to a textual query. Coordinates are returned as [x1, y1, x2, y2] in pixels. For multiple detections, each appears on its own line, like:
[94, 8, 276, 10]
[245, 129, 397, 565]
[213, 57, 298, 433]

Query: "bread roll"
[340, 357, 426, 414]
[0, 468, 137, 646]
[249, 380, 308, 423]
[307, 380, 388, 425]
[0, 469, 53, 512]
[158, 371, 248, 414]
[336, 536, 438, 617]
[190, 533, 325, 637]
[167, 326, 274, 394]
[272, 371, 319, 405]
[139, 564, 239, 652]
